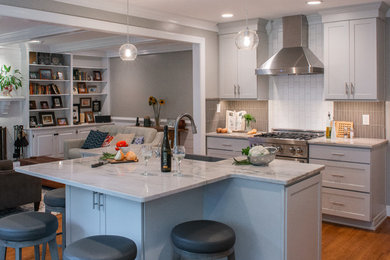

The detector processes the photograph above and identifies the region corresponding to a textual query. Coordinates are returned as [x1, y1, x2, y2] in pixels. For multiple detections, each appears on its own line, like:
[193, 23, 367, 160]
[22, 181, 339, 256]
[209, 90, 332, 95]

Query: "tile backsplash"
[334, 101, 385, 139]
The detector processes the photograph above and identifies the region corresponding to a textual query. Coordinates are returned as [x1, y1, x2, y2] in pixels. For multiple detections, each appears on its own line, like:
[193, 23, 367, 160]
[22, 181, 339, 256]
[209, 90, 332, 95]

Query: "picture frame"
[39, 112, 56, 127]
[80, 97, 92, 108]
[29, 100, 37, 110]
[52, 96, 63, 108]
[57, 71, 64, 80]
[72, 86, 78, 94]
[40, 101, 49, 109]
[77, 82, 88, 94]
[85, 111, 95, 123]
[92, 100, 101, 112]
[73, 104, 80, 124]
[93, 71, 102, 81]
[29, 116, 38, 128]
[51, 84, 61, 95]
[88, 86, 98, 93]
[29, 72, 39, 79]
[51, 54, 63, 66]
[57, 118, 68, 126]
[39, 69, 52, 80]
[38, 53, 51, 65]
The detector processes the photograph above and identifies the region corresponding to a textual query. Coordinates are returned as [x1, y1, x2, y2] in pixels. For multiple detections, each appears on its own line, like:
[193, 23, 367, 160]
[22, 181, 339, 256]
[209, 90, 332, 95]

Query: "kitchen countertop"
[308, 137, 388, 149]
[206, 132, 259, 139]
[16, 157, 324, 203]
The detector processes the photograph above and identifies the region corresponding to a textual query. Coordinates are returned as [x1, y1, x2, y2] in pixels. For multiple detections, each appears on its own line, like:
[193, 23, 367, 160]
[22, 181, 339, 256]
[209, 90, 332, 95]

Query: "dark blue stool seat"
[44, 188, 65, 207]
[63, 235, 137, 260]
[171, 220, 236, 255]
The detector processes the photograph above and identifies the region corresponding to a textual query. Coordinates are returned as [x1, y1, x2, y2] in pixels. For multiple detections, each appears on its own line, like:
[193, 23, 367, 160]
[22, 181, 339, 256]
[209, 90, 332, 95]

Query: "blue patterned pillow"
[82, 130, 108, 149]
[132, 136, 144, 145]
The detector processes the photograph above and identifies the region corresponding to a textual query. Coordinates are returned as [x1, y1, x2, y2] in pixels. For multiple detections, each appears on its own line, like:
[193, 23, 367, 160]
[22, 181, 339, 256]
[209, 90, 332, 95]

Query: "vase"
[245, 121, 252, 131]
[154, 114, 160, 128]
[1, 86, 12, 97]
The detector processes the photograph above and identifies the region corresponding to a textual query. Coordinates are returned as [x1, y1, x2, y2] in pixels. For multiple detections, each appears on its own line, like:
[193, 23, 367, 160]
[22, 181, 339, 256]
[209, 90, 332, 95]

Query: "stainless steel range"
[249, 129, 324, 163]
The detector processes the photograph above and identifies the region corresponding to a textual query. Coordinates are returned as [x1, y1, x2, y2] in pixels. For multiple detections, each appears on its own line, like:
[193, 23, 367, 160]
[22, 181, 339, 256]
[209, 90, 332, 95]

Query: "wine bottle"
[161, 125, 172, 172]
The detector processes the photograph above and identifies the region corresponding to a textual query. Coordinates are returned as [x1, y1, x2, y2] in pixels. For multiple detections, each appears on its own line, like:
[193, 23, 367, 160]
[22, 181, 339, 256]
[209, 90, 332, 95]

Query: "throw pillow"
[110, 133, 135, 147]
[82, 130, 108, 149]
[101, 135, 114, 147]
[132, 136, 144, 145]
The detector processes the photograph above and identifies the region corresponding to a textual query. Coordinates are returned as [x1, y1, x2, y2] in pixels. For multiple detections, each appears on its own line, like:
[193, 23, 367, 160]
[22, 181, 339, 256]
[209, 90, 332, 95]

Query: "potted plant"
[243, 113, 256, 131]
[0, 65, 23, 96]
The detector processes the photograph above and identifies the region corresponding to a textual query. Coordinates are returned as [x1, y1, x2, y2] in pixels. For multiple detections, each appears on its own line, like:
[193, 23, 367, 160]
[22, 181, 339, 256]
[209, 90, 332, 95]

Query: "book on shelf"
[29, 83, 61, 95]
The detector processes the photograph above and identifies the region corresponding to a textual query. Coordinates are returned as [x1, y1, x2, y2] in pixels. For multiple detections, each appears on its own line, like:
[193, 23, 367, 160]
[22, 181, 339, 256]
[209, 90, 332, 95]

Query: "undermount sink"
[184, 154, 225, 162]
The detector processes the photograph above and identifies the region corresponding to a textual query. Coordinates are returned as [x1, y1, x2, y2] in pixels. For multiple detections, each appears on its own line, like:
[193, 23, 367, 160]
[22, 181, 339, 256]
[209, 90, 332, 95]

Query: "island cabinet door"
[66, 186, 103, 245]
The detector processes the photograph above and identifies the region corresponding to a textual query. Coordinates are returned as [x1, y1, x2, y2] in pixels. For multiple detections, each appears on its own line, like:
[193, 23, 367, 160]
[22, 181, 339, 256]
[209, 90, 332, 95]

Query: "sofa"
[0, 160, 41, 211]
[64, 125, 164, 159]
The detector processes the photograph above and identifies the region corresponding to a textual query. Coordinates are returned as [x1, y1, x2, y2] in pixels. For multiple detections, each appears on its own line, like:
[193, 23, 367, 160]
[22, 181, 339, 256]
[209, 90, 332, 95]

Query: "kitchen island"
[16, 156, 324, 260]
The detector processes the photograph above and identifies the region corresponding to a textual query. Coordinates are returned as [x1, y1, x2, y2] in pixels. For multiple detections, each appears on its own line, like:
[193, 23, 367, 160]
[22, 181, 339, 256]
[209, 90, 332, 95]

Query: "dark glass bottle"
[161, 125, 172, 172]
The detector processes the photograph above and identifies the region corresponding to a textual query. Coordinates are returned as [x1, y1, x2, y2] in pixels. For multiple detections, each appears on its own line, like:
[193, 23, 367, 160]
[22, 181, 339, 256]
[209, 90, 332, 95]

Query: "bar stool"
[63, 235, 137, 260]
[42, 188, 65, 258]
[0, 212, 59, 260]
[171, 220, 236, 260]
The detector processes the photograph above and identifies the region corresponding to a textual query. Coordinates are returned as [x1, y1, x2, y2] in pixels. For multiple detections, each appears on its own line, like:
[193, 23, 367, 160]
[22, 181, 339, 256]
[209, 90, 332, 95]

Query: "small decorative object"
[29, 100, 37, 110]
[57, 118, 68, 126]
[40, 101, 49, 109]
[39, 112, 56, 127]
[80, 97, 92, 108]
[57, 71, 64, 80]
[73, 104, 80, 124]
[0, 65, 23, 96]
[51, 84, 61, 94]
[167, 118, 175, 128]
[39, 69, 52, 80]
[38, 53, 50, 65]
[92, 100, 101, 112]
[73, 86, 78, 94]
[88, 86, 97, 93]
[52, 96, 63, 108]
[78, 82, 88, 93]
[233, 146, 277, 166]
[144, 116, 151, 127]
[93, 71, 102, 81]
[29, 116, 38, 128]
[136, 117, 140, 126]
[51, 54, 63, 65]
[148, 96, 165, 127]
[80, 112, 85, 123]
[243, 113, 256, 131]
[88, 75, 93, 81]
[85, 111, 95, 123]
[29, 72, 38, 79]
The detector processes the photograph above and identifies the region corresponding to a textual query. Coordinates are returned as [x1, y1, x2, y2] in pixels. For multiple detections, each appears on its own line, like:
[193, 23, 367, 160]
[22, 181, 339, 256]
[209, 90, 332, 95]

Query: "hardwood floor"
[4, 216, 390, 259]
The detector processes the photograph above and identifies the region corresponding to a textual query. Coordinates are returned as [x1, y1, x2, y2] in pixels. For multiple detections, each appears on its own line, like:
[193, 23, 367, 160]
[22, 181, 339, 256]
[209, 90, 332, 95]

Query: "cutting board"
[335, 121, 353, 138]
[105, 159, 138, 164]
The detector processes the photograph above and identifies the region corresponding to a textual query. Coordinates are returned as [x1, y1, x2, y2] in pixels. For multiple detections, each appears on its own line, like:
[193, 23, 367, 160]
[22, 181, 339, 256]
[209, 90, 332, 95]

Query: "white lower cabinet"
[206, 136, 249, 158]
[309, 143, 386, 230]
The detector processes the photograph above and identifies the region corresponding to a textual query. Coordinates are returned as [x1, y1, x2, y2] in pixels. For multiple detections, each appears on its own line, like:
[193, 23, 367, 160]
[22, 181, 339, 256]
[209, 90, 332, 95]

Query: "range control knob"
[289, 147, 296, 154]
[296, 147, 303, 154]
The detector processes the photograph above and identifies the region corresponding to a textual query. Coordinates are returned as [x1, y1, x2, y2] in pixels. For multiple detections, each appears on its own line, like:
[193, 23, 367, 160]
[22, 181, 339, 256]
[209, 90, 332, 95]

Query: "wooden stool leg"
[15, 248, 22, 260]
[227, 250, 236, 260]
[34, 245, 40, 260]
[42, 243, 47, 260]
[0, 246, 6, 260]
[48, 239, 59, 260]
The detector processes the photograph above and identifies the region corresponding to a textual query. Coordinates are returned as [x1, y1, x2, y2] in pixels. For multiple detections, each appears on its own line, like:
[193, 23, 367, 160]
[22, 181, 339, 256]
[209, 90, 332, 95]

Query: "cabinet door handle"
[331, 153, 345, 156]
[234, 85, 237, 95]
[237, 85, 240, 95]
[331, 174, 344, 178]
[345, 82, 349, 95]
[54, 133, 59, 136]
[350, 82, 355, 95]
[98, 193, 104, 210]
[330, 201, 345, 207]
[92, 192, 98, 209]
[221, 144, 232, 147]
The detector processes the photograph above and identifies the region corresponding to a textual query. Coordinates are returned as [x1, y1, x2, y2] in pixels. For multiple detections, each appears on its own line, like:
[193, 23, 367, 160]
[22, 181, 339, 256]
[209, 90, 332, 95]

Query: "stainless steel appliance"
[249, 129, 324, 163]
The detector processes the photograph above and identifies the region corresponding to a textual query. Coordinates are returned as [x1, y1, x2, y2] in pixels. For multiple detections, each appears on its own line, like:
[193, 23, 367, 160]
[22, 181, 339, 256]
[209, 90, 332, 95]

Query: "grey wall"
[110, 51, 193, 119]
[0, 0, 219, 99]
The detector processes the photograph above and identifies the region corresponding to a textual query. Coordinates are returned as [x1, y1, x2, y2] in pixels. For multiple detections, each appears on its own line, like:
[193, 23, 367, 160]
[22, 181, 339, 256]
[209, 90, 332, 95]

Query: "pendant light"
[235, 2, 259, 50]
[119, 0, 137, 61]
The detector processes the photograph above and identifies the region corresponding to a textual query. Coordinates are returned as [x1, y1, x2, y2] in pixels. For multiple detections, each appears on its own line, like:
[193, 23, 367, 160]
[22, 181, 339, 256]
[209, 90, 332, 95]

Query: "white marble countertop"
[308, 137, 388, 149]
[206, 132, 259, 139]
[16, 156, 324, 203]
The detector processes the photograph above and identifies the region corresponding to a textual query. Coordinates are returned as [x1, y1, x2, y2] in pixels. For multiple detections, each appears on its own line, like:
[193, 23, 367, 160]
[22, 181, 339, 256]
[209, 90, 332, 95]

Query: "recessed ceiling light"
[28, 40, 41, 44]
[306, 0, 323, 5]
[221, 13, 234, 18]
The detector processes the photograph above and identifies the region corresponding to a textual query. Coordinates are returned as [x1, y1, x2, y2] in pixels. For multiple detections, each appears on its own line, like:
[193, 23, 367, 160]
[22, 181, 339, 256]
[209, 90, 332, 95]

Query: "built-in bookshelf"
[27, 52, 110, 129]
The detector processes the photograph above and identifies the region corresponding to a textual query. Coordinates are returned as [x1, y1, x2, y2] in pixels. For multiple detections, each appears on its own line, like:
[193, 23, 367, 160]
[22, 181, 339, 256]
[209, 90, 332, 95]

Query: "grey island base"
[16, 157, 324, 260]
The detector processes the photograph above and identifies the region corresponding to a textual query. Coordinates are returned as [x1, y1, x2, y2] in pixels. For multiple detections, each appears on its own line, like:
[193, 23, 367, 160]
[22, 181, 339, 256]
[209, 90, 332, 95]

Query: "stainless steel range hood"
[256, 15, 324, 75]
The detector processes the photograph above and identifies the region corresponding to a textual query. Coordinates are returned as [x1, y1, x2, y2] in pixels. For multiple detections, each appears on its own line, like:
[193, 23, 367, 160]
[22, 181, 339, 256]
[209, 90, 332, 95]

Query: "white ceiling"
[54, 0, 389, 23]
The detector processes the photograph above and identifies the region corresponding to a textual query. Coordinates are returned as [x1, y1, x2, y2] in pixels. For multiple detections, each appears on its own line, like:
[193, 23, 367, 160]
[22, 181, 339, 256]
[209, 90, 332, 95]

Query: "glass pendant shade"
[235, 28, 259, 50]
[119, 43, 137, 61]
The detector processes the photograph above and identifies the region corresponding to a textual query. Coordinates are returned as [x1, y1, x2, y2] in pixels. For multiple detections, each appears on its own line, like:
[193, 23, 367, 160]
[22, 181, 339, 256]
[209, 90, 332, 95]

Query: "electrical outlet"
[216, 103, 221, 113]
[362, 114, 370, 125]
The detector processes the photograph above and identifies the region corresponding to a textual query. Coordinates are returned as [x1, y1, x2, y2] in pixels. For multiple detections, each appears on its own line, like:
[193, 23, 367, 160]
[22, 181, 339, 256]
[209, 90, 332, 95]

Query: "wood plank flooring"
[4, 216, 390, 259]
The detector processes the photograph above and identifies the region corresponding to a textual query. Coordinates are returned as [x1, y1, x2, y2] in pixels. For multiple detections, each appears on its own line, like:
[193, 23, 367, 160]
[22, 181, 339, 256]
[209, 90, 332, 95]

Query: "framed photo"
[80, 97, 92, 108]
[88, 75, 94, 81]
[85, 111, 95, 123]
[72, 86, 78, 94]
[88, 86, 98, 93]
[57, 118, 68, 126]
[52, 96, 63, 108]
[39, 69, 52, 80]
[38, 53, 50, 65]
[29, 72, 39, 79]
[57, 71, 64, 80]
[92, 100, 101, 112]
[93, 71, 102, 81]
[40, 101, 49, 109]
[29, 116, 38, 128]
[51, 54, 63, 66]
[73, 104, 80, 124]
[51, 84, 61, 95]
[39, 112, 56, 127]
[29, 100, 37, 110]
[77, 82, 88, 94]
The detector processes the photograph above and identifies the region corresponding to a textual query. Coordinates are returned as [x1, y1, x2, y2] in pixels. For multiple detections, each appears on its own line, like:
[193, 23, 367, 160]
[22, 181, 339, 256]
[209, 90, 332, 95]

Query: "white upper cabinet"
[323, 6, 385, 100]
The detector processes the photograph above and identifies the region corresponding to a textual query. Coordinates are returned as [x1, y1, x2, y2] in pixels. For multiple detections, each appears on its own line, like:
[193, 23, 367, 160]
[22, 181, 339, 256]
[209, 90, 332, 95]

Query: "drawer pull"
[331, 153, 345, 156]
[222, 144, 232, 147]
[330, 201, 345, 207]
[331, 174, 344, 178]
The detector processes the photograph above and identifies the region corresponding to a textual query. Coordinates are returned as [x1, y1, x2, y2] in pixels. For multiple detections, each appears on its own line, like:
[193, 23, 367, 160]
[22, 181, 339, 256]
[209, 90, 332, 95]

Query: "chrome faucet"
[174, 113, 197, 148]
